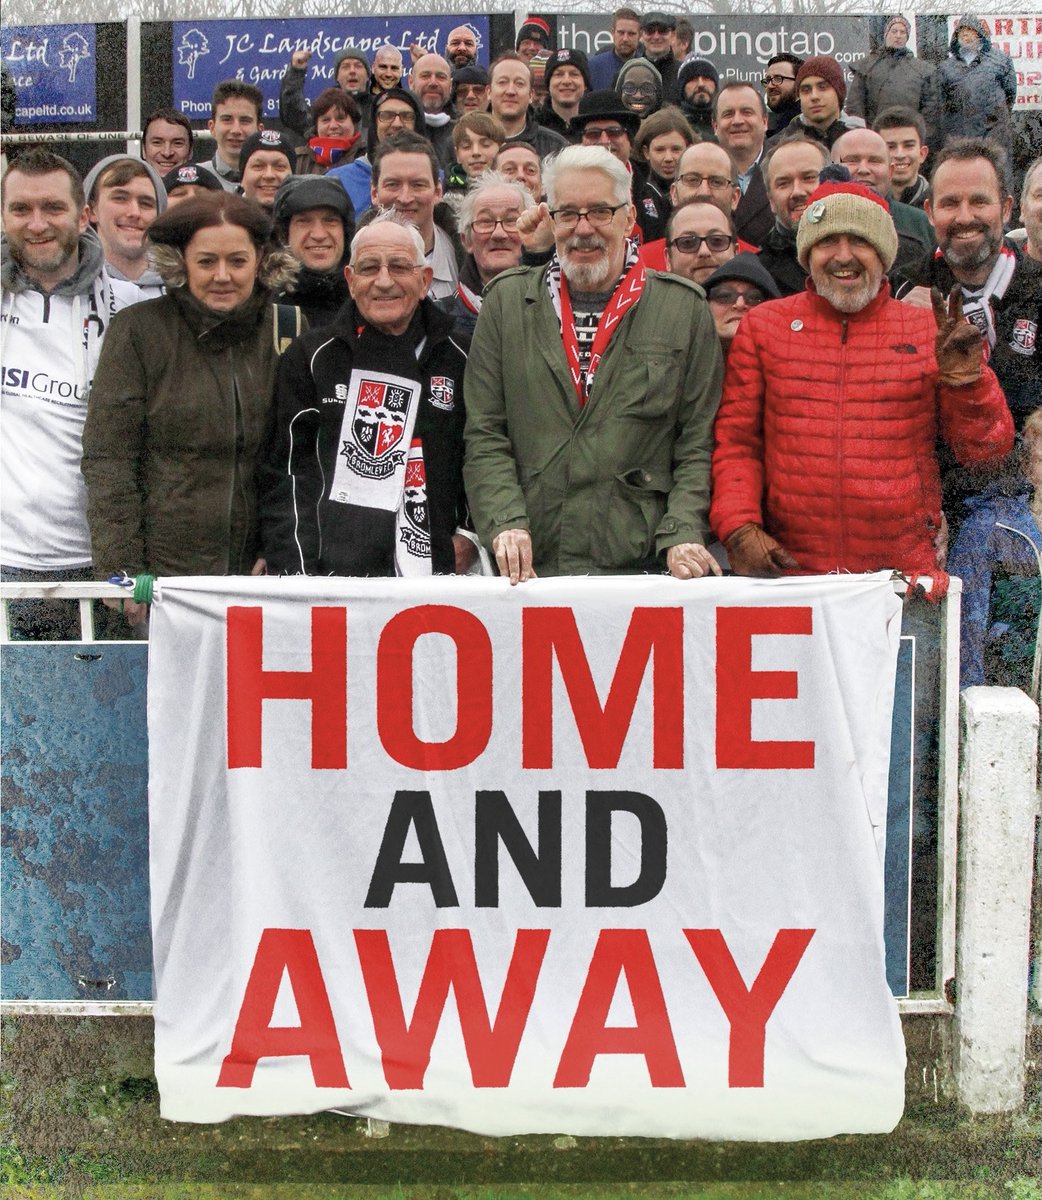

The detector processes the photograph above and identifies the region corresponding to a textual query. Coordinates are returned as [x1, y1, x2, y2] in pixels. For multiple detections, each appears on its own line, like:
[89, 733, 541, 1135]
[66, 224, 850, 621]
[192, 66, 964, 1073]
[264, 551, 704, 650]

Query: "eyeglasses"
[581, 126, 629, 142]
[352, 258, 424, 279]
[761, 73, 795, 86]
[668, 232, 736, 254]
[642, 24, 670, 34]
[376, 109, 416, 126]
[621, 83, 656, 97]
[548, 203, 627, 230]
[707, 286, 767, 307]
[470, 215, 521, 235]
[676, 172, 735, 192]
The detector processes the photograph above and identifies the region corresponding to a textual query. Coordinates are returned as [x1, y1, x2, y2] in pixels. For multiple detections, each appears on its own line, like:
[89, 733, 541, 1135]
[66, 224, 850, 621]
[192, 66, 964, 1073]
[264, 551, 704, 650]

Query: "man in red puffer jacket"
[710, 180, 1014, 595]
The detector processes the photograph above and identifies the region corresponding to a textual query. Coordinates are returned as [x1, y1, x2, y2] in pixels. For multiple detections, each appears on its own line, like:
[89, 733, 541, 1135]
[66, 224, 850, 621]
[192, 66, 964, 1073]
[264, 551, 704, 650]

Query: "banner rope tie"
[133, 575, 155, 605]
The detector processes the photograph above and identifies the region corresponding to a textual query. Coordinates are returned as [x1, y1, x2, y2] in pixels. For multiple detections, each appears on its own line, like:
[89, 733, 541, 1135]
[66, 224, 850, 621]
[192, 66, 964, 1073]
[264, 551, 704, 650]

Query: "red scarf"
[456, 281, 481, 315]
[308, 133, 361, 168]
[558, 256, 646, 407]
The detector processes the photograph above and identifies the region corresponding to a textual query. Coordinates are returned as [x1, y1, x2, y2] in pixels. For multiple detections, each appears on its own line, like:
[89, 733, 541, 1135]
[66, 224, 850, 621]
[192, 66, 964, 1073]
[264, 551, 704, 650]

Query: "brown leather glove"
[724, 523, 799, 577]
[932, 286, 983, 387]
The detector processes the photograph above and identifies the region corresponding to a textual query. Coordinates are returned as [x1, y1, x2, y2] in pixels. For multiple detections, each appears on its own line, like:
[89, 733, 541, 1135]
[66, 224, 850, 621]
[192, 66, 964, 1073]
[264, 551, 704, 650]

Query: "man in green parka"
[463, 144, 723, 582]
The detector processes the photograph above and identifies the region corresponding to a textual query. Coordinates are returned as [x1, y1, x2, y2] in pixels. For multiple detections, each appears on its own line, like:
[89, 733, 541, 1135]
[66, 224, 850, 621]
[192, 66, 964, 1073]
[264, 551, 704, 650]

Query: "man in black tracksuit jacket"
[258, 222, 471, 576]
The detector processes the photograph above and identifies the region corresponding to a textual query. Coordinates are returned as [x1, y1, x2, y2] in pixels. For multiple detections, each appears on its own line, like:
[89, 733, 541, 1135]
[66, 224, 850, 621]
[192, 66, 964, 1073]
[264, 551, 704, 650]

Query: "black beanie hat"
[239, 129, 296, 175]
[678, 55, 720, 93]
[543, 47, 592, 93]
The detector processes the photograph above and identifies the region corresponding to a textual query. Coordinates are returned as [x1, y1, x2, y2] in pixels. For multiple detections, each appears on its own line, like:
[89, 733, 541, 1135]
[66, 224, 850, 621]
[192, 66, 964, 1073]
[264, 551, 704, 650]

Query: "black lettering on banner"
[585, 791, 667, 907]
[364, 790, 459, 908]
[474, 790, 562, 909]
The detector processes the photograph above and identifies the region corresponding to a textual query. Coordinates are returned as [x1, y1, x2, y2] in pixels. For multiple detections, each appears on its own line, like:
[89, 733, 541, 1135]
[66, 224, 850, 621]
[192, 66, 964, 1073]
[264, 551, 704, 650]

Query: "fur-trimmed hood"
[149, 241, 299, 294]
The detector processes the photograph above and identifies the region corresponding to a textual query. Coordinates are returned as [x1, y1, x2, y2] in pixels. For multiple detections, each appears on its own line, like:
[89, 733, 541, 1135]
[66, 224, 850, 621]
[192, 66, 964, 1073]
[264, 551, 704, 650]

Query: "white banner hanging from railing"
[148, 573, 905, 1137]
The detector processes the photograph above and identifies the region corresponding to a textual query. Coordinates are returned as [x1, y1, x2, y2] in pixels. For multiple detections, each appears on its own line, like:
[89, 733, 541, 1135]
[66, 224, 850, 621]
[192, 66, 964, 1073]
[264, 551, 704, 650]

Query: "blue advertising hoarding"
[173, 17, 490, 120]
[1, 609, 934, 1004]
[1, 24, 97, 126]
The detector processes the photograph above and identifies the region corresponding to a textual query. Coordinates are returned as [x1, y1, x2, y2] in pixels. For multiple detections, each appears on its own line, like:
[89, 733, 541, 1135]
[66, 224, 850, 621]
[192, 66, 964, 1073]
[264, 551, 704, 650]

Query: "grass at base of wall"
[3, 1177, 1042, 1200]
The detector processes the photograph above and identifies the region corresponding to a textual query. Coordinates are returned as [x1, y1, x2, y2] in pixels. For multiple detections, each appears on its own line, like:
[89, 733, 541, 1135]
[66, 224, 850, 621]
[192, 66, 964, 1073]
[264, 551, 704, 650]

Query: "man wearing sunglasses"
[570, 91, 640, 165]
[639, 11, 681, 103]
[667, 142, 764, 260]
[664, 199, 738, 285]
[464, 145, 723, 583]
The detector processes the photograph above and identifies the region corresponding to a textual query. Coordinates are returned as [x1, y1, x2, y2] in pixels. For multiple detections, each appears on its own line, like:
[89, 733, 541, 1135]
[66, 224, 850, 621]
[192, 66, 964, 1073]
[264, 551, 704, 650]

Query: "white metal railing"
[1, 577, 965, 1016]
[0, 581, 136, 644]
[0, 131, 216, 145]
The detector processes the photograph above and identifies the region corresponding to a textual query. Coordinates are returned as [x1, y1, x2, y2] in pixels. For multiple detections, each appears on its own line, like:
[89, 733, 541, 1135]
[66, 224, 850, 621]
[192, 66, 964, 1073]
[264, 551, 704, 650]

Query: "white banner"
[148, 574, 905, 1137]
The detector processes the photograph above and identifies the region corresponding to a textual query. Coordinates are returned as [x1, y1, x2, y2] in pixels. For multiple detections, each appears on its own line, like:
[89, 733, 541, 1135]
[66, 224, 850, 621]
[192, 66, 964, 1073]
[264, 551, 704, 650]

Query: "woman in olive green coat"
[82, 192, 298, 623]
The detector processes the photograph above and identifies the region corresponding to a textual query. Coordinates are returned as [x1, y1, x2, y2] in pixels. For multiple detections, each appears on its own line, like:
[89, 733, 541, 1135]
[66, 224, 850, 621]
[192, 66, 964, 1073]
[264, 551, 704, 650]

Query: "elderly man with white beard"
[463, 144, 723, 582]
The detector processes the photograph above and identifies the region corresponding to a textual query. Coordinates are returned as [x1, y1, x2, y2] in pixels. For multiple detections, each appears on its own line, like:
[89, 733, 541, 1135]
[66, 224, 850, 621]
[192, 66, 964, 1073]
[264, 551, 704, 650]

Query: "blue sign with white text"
[1, 24, 97, 126]
[173, 17, 489, 120]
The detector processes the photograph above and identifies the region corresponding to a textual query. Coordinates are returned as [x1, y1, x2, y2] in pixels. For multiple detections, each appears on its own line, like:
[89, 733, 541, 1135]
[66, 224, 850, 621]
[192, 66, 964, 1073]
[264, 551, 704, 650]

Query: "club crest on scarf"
[399, 442, 432, 559]
[964, 306, 989, 338]
[342, 378, 413, 480]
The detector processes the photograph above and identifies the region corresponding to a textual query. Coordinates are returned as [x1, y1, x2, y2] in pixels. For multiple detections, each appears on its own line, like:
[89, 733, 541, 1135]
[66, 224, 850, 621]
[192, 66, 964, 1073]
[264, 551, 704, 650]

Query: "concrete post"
[955, 686, 1039, 1113]
[126, 17, 142, 158]
[1033, 808, 1042, 1012]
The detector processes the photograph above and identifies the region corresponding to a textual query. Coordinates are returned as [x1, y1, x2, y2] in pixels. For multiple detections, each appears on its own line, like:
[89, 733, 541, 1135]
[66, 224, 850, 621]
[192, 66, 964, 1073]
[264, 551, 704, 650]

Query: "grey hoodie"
[79, 154, 167, 295]
[2, 225, 107, 296]
[82, 153, 168, 214]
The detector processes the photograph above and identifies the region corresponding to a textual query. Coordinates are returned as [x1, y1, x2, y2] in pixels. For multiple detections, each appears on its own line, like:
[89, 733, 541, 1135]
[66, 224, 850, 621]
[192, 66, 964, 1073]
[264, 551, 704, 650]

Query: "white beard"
[559, 237, 614, 291]
[814, 270, 882, 314]
[561, 257, 614, 291]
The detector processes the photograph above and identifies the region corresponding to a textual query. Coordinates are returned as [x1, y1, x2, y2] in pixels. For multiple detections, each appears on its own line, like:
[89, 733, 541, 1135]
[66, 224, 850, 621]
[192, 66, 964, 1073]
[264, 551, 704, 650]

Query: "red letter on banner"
[685, 928, 814, 1088]
[217, 928, 349, 1089]
[226, 606, 347, 769]
[553, 929, 684, 1087]
[377, 606, 493, 770]
[715, 607, 814, 769]
[354, 928, 549, 1088]
[523, 608, 683, 769]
